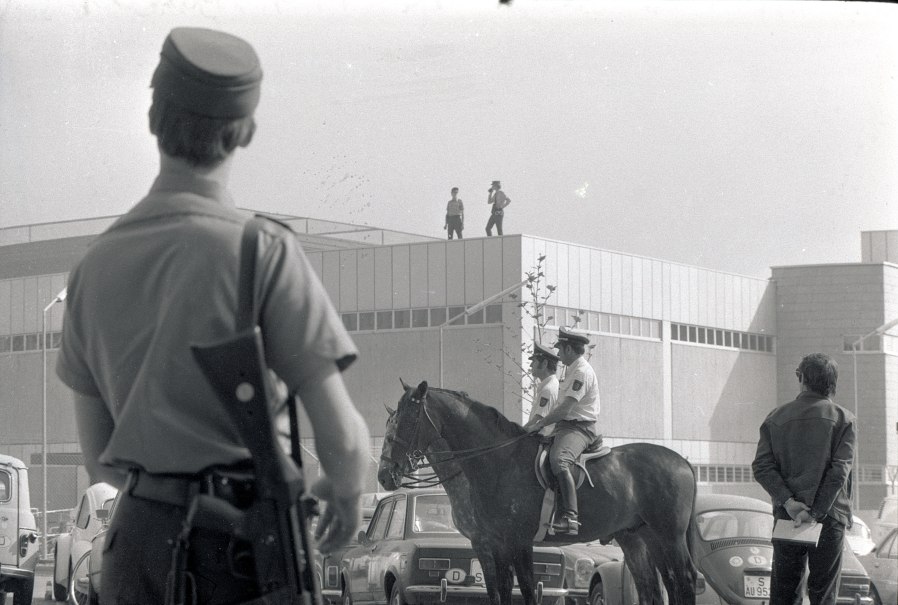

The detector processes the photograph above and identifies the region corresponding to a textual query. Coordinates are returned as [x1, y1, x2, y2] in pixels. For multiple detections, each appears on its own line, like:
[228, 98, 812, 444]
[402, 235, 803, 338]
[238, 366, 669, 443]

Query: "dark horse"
[378, 381, 698, 605]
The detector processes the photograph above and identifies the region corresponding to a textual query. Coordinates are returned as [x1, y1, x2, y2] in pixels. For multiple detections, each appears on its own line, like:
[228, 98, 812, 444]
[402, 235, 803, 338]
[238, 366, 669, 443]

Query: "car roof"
[0, 454, 27, 469]
[695, 493, 772, 514]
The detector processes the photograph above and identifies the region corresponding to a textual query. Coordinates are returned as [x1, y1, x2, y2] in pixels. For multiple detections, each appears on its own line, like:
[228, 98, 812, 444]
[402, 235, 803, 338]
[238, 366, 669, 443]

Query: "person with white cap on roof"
[524, 327, 600, 535]
[485, 180, 511, 236]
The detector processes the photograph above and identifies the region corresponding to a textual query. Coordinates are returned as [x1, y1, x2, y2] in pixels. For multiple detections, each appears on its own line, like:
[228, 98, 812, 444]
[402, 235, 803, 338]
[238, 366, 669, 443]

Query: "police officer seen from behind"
[524, 328, 600, 535]
[56, 27, 370, 604]
[752, 353, 856, 605]
[525, 343, 561, 437]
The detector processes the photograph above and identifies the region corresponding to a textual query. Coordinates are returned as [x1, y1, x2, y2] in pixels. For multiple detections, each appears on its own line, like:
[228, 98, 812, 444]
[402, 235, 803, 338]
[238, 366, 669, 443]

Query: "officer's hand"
[784, 497, 810, 522]
[523, 421, 542, 434]
[309, 476, 362, 554]
[443, 224, 447, 230]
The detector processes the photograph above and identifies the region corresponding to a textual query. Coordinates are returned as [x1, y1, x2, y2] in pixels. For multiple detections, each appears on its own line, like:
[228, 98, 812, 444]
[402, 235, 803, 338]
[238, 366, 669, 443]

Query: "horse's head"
[378, 379, 438, 491]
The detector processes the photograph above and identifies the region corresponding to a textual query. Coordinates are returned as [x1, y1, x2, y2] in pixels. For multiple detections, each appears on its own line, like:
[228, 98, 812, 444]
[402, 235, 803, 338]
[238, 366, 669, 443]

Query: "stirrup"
[551, 515, 579, 535]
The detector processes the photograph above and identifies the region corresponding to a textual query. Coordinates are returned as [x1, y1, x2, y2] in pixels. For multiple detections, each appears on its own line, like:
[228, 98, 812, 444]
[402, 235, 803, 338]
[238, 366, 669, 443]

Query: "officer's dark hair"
[561, 341, 586, 356]
[537, 356, 558, 374]
[149, 99, 256, 168]
[798, 353, 838, 397]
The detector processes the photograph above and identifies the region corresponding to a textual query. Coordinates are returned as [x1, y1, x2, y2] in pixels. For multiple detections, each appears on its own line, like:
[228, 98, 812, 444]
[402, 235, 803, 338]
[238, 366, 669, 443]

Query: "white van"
[0, 454, 40, 605]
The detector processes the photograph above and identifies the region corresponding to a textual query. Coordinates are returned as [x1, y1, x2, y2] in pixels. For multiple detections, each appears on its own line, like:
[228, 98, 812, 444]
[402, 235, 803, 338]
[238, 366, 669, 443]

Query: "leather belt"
[126, 467, 255, 508]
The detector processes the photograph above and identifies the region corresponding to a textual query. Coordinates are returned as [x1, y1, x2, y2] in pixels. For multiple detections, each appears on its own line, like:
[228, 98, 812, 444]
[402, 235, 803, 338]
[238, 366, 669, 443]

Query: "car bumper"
[404, 582, 568, 603]
[0, 565, 35, 581]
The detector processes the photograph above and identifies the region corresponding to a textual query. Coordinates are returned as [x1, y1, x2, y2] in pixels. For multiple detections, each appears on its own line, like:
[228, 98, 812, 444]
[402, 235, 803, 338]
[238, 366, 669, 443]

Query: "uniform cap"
[554, 327, 590, 347]
[491, 180, 501, 186]
[151, 27, 262, 119]
[529, 342, 560, 362]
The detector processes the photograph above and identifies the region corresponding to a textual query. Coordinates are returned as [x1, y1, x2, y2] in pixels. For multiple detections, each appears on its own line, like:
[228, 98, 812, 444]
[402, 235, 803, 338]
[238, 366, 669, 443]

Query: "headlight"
[573, 559, 595, 588]
[533, 562, 562, 576]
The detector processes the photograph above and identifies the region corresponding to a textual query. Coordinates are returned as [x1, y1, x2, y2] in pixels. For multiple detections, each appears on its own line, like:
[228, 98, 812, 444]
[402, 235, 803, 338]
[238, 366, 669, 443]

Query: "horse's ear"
[416, 381, 428, 399]
[384, 404, 395, 416]
[400, 377, 410, 390]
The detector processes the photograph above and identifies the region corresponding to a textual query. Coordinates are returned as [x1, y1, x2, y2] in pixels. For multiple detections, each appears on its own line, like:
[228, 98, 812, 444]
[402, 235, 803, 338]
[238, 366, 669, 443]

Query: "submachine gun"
[169, 216, 324, 605]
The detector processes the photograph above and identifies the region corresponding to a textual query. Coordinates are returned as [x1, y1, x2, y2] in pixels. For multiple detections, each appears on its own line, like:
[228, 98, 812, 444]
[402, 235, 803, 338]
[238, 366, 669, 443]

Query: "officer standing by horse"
[524, 328, 600, 535]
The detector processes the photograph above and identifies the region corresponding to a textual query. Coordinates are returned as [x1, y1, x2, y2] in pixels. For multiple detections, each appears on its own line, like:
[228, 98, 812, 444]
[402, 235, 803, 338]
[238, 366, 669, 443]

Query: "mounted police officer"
[525, 342, 561, 437]
[57, 27, 370, 604]
[524, 328, 600, 535]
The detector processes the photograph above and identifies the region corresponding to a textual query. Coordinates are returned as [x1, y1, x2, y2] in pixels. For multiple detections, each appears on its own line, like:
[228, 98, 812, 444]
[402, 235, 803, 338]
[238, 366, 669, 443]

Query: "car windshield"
[412, 494, 459, 534]
[696, 509, 774, 541]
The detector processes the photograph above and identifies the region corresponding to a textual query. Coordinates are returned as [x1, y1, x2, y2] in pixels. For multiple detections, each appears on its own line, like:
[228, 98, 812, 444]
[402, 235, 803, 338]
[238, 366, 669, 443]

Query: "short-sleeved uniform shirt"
[56, 167, 358, 474]
[527, 375, 559, 436]
[558, 356, 600, 424]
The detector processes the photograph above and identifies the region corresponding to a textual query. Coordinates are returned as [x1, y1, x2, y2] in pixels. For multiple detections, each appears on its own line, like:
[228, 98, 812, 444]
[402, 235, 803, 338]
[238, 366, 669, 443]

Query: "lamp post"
[438, 278, 529, 388]
[849, 316, 898, 510]
[41, 287, 66, 558]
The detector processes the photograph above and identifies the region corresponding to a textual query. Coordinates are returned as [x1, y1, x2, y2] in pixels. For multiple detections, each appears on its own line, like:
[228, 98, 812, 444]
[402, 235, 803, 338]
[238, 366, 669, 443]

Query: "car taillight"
[419, 558, 451, 571]
[695, 572, 706, 595]
[19, 533, 35, 558]
[326, 565, 339, 588]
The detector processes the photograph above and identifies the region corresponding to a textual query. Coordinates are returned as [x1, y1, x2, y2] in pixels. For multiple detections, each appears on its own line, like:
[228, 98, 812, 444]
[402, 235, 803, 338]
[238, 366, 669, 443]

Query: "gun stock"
[191, 327, 323, 605]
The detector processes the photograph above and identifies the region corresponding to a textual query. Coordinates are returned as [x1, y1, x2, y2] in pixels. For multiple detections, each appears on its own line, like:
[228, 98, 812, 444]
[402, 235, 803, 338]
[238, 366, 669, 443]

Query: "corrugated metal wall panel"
[429, 243, 448, 307]
[409, 244, 429, 308]
[464, 240, 484, 305]
[339, 250, 358, 312]
[374, 247, 393, 310]
[357, 249, 375, 311]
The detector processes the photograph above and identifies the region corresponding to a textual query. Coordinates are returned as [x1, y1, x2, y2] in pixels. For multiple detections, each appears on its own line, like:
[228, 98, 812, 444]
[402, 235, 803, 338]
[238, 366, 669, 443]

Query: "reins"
[387, 388, 531, 487]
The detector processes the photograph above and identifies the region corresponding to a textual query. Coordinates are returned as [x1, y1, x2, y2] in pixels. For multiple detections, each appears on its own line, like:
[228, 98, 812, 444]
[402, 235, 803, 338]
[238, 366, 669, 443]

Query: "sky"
[1, 0, 896, 277]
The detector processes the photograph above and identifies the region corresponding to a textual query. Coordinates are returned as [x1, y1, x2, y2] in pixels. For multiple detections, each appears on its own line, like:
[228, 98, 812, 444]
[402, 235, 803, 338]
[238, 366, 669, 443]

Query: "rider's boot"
[551, 468, 579, 536]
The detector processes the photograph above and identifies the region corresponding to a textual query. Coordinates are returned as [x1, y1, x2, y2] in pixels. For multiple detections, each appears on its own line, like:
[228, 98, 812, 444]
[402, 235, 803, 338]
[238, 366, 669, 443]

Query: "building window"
[358, 312, 375, 331]
[342, 314, 357, 331]
[412, 309, 428, 328]
[377, 311, 393, 330]
[467, 309, 484, 325]
[0, 335, 10, 353]
[448, 307, 465, 326]
[12, 335, 24, 352]
[485, 304, 502, 324]
[430, 308, 447, 326]
[394, 310, 410, 329]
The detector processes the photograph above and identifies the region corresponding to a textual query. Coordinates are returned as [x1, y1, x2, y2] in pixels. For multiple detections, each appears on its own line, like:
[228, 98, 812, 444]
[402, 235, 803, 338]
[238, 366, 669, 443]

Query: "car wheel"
[390, 583, 407, 605]
[53, 545, 69, 601]
[12, 577, 35, 605]
[588, 582, 605, 605]
[342, 586, 353, 605]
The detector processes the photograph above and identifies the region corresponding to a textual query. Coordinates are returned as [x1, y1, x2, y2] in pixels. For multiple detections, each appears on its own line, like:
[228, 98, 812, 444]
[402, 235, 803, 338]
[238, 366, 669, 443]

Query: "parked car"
[332, 489, 567, 605]
[555, 540, 623, 605]
[52, 482, 117, 602]
[871, 495, 897, 546]
[847, 516, 876, 557]
[79, 491, 120, 605]
[0, 454, 40, 605]
[589, 494, 873, 605]
[858, 527, 897, 605]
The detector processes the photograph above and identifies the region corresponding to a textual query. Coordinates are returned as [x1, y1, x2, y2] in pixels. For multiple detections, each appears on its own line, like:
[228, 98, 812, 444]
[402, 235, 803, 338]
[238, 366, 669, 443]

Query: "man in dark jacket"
[752, 352, 856, 605]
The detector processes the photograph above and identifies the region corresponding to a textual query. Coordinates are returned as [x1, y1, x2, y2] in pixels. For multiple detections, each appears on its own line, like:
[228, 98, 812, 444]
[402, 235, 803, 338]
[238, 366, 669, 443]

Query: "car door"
[369, 494, 407, 601]
[0, 464, 18, 568]
[349, 498, 394, 603]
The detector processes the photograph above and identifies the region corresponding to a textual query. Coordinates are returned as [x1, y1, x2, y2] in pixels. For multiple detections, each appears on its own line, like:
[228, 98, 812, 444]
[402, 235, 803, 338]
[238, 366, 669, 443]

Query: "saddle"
[533, 437, 611, 541]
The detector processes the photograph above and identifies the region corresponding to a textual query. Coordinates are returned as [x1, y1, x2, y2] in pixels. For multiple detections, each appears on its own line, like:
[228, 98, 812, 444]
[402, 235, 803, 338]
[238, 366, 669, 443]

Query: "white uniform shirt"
[558, 356, 600, 422]
[527, 375, 559, 436]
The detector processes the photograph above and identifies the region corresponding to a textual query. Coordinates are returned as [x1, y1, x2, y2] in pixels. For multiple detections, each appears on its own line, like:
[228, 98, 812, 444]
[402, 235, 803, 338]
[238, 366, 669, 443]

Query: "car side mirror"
[357, 530, 369, 546]
[95, 509, 109, 522]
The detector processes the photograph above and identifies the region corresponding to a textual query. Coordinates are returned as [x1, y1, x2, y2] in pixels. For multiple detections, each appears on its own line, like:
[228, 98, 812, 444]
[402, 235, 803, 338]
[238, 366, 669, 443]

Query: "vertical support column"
[661, 320, 673, 442]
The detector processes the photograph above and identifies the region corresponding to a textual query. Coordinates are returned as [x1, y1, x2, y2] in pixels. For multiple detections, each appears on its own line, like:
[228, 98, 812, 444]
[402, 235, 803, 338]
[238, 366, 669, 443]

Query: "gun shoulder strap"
[237, 216, 265, 333]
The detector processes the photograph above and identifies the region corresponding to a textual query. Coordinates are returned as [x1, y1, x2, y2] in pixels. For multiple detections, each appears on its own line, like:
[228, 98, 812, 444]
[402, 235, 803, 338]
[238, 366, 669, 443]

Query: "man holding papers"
[752, 353, 856, 605]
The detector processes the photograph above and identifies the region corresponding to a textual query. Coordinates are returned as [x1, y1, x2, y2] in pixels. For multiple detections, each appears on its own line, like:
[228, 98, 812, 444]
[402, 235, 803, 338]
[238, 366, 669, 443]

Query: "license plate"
[744, 574, 771, 599]
[470, 560, 517, 586]
[470, 560, 485, 585]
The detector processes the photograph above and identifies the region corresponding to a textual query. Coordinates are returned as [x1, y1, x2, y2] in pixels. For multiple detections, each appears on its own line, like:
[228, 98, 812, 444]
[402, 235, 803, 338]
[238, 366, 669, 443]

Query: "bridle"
[381, 388, 531, 488]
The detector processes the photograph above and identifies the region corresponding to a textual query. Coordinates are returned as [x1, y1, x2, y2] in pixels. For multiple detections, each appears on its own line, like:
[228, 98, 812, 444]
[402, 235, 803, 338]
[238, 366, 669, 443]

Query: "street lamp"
[849, 316, 898, 510]
[41, 287, 66, 558]
[438, 278, 529, 387]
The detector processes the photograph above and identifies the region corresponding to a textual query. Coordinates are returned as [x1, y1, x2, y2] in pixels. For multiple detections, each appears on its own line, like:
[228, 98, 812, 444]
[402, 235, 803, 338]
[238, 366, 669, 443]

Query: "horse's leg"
[473, 542, 502, 605]
[615, 531, 663, 605]
[511, 545, 536, 605]
[640, 527, 696, 605]
[493, 550, 515, 605]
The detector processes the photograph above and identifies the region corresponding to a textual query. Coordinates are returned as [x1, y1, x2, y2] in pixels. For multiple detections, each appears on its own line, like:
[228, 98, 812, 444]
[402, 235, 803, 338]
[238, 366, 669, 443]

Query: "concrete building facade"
[1, 215, 895, 521]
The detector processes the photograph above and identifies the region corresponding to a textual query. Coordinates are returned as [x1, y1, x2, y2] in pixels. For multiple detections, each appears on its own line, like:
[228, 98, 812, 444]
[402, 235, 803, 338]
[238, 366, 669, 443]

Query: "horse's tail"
[685, 460, 699, 584]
